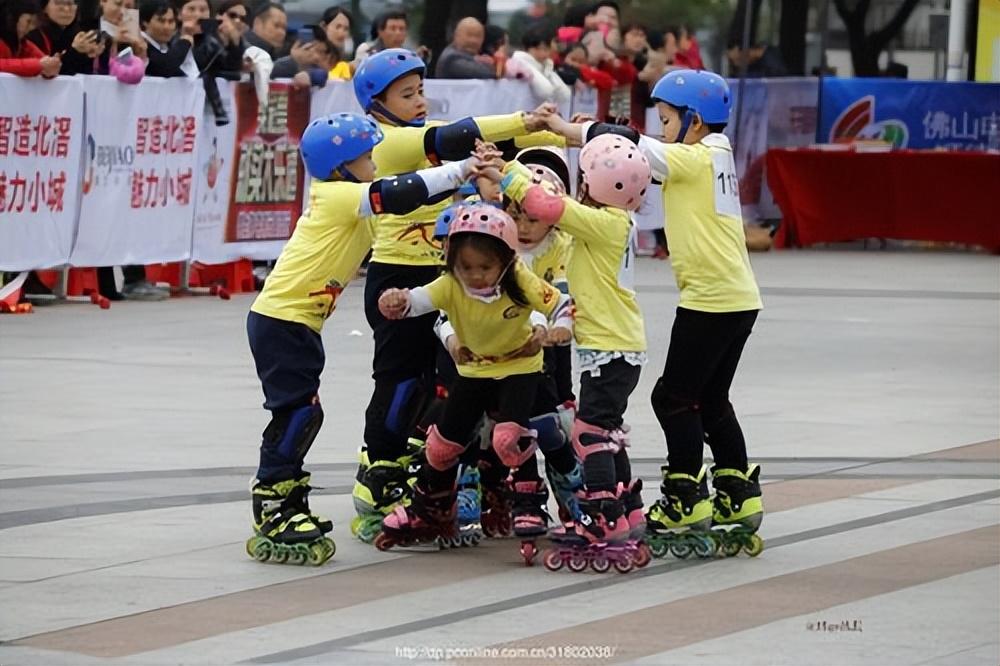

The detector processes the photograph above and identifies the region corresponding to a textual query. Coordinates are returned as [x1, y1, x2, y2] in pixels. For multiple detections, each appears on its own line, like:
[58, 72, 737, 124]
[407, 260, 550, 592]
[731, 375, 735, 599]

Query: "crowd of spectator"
[1, 0, 784, 299]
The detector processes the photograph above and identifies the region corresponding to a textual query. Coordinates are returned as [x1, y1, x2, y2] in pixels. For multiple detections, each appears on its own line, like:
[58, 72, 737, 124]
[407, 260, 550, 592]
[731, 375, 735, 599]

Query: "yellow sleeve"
[513, 131, 568, 149]
[473, 113, 528, 141]
[373, 121, 445, 176]
[664, 143, 702, 183]
[502, 161, 622, 246]
[516, 260, 560, 318]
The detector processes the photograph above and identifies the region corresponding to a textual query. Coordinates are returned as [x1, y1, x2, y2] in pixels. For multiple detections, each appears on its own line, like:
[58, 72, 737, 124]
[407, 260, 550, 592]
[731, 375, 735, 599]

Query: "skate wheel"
[634, 543, 651, 568]
[744, 534, 764, 557]
[648, 540, 668, 559]
[568, 554, 588, 573]
[542, 549, 564, 571]
[349, 515, 364, 536]
[694, 535, 717, 558]
[373, 532, 395, 551]
[307, 541, 334, 565]
[590, 555, 610, 573]
[249, 539, 273, 563]
[722, 538, 741, 557]
[613, 558, 633, 574]
[520, 541, 537, 566]
[89, 291, 100, 304]
[272, 548, 290, 564]
[670, 539, 693, 559]
[98, 297, 111, 309]
[217, 287, 231, 300]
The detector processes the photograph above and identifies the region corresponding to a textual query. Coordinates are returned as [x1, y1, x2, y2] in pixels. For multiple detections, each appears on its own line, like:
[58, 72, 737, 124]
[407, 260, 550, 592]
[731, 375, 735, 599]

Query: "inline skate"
[644, 465, 717, 559]
[246, 475, 335, 566]
[710, 464, 764, 557]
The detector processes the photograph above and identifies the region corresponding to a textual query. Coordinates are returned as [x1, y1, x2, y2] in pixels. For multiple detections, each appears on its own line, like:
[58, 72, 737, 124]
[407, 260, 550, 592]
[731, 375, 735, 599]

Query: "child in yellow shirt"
[245, 112, 479, 565]
[492, 131, 653, 573]
[373, 203, 573, 549]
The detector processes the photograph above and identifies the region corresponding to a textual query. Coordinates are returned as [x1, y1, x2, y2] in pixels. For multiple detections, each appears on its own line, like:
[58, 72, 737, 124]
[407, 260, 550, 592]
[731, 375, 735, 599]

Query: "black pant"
[577, 357, 642, 492]
[424, 373, 539, 491]
[247, 312, 326, 482]
[363, 261, 442, 462]
[652, 307, 758, 477]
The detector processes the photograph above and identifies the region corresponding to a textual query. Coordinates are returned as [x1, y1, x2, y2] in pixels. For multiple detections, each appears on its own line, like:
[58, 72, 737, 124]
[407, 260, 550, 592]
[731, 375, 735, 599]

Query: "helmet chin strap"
[675, 108, 696, 143]
[370, 100, 426, 128]
[331, 165, 359, 182]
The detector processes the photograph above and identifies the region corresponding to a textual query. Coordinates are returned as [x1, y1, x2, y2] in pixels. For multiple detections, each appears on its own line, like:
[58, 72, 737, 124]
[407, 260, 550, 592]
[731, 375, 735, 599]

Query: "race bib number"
[617, 223, 637, 292]
[711, 150, 742, 219]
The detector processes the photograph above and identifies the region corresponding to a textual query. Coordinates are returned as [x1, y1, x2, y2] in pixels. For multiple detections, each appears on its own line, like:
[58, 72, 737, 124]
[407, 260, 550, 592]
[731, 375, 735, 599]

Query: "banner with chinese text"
[70, 76, 204, 266]
[223, 81, 309, 245]
[0, 75, 83, 271]
[818, 78, 1000, 151]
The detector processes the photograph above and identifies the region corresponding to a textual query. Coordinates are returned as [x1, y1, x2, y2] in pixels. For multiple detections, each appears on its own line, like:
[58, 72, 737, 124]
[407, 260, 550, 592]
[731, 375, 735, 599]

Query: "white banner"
[0, 75, 84, 271]
[69, 76, 204, 266]
[311, 79, 570, 123]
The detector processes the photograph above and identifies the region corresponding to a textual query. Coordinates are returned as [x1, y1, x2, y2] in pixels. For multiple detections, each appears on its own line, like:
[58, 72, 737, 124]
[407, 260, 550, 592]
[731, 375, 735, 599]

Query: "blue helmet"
[433, 201, 464, 240]
[652, 69, 732, 127]
[300, 112, 384, 181]
[353, 48, 426, 126]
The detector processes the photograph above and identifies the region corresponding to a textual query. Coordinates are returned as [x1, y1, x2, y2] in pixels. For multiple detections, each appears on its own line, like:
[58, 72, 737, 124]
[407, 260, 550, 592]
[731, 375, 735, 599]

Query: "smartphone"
[116, 46, 133, 61]
[121, 8, 139, 37]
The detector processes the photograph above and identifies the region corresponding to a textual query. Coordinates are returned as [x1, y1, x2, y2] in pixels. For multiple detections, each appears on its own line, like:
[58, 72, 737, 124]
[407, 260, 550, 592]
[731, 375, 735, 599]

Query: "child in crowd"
[541, 70, 764, 559]
[487, 127, 652, 573]
[374, 203, 573, 550]
[244, 112, 482, 565]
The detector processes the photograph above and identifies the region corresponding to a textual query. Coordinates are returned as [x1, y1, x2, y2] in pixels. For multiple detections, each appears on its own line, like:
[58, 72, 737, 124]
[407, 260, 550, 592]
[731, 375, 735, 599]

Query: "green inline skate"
[644, 465, 717, 559]
[350, 441, 423, 543]
[246, 475, 335, 566]
[710, 464, 764, 557]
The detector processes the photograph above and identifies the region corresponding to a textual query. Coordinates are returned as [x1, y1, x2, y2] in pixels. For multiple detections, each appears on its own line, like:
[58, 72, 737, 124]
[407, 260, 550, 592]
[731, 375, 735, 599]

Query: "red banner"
[225, 82, 309, 242]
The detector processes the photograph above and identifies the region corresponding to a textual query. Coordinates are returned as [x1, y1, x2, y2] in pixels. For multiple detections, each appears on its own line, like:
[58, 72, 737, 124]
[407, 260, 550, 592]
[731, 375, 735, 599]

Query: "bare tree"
[833, 0, 922, 76]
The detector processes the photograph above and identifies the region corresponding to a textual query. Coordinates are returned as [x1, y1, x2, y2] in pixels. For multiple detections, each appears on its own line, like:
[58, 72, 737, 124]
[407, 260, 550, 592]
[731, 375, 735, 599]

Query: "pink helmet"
[449, 203, 518, 250]
[579, 134, 651, 211]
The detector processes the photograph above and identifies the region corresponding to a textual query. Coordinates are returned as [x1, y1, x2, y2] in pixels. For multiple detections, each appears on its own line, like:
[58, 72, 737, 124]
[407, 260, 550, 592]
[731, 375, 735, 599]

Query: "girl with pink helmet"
[374, 203, 574, 549]
[487, 129, 654, 573]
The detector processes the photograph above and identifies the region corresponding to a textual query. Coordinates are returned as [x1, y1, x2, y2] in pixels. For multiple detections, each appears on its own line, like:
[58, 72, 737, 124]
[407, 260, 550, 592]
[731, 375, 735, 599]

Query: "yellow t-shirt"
[504, 163, 646, 353]
[251, 181, 373, 333]
[661, 134, 762, 312]
[422, 260, 562, 379]
[370, 114, 565, 266]
[521, 228, 572, 292]
[329, 61, 352, 80]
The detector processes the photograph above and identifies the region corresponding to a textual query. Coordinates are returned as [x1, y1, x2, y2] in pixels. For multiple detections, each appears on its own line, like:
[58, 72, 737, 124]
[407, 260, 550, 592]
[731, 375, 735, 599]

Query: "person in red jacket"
[557, 42, 615, 91]
[0, 0, 62, 76]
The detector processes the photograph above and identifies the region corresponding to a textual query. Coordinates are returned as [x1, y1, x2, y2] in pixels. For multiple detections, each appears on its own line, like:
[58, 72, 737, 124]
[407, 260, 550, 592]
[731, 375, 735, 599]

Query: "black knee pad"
[262, 400, 324, 467]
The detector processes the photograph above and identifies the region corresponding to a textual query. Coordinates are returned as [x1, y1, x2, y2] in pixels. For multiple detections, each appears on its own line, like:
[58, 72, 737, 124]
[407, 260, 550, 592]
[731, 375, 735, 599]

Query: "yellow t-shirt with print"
[521, 228, 572, 292]
[422, 260, 562, 379]
[251, 181, 373, 333]
[503, 163, 646, 353]
[371, 114, 566, 266]
[662, 134, 762, 312]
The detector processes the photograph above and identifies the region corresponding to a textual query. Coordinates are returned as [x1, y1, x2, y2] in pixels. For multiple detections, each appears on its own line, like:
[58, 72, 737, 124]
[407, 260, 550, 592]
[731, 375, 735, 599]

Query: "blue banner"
[818, 78, 1000, 150]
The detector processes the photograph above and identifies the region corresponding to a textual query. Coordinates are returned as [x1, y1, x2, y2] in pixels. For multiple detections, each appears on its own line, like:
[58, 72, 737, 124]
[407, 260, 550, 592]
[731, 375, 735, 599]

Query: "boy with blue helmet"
[540, 69, 766, 561]
[348, 47, 572, 543]
[245, 112, 484, 565]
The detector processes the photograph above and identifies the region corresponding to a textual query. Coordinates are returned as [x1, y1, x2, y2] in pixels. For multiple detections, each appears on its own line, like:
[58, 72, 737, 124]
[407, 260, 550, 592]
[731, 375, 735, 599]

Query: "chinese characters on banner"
[70, 76, 204, 267]
[0, 76, 83, 271]
[225, 81, 309, 243]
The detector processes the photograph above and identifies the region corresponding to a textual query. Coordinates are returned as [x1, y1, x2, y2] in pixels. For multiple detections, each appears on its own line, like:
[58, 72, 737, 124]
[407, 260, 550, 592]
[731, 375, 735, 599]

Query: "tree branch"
[871, 0, 922, 51]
